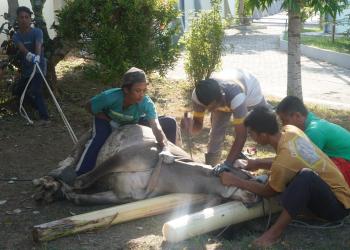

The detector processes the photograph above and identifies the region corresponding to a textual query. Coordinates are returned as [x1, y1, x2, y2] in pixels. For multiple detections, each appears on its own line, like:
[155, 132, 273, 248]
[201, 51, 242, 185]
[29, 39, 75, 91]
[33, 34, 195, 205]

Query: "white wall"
[0, 0, 64, 45]
[336, 8, 350, 34]
[181, 0, 235, 31]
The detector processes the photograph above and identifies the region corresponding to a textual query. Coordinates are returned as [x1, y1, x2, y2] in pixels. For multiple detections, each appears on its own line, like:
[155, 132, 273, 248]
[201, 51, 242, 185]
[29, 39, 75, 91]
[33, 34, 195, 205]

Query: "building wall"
[178, 0, 284, 31]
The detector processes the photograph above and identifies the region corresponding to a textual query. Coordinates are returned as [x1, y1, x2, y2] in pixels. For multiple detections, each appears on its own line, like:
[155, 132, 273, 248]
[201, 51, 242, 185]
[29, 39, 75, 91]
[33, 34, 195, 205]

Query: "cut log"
[162, 198, 282, 243]
[33, 193, 213, 242]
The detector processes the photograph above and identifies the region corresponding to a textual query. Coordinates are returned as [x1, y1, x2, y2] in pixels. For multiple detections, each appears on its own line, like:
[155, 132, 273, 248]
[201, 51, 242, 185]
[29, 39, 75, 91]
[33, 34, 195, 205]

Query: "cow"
[33, 124, 259, 206]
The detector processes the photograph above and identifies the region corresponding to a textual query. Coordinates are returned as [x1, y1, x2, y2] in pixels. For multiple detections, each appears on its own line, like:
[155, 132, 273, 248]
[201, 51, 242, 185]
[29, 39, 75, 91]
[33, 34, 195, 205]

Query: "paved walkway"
[167, 13, 350, 110]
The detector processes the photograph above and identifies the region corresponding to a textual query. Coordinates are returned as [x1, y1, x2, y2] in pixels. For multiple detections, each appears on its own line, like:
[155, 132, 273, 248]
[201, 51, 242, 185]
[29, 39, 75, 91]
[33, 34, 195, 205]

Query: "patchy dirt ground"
[1, 57, 350, 250]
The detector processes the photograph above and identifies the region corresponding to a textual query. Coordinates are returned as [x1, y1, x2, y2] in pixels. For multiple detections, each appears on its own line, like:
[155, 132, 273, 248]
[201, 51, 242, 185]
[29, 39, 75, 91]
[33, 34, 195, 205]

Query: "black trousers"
[281, 168, 349, 221]
[138, 116, 177, 145]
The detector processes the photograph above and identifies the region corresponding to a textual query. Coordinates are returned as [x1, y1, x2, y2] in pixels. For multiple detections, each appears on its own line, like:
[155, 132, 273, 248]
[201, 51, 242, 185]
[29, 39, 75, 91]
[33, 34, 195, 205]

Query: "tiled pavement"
[167, 13, 350, 109]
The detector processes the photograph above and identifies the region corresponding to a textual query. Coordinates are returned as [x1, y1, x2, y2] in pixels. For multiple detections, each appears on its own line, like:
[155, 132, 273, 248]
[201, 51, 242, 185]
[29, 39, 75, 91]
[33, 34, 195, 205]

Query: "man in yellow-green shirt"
[276, 95, 350, 186]
[219, 106, 350, 248]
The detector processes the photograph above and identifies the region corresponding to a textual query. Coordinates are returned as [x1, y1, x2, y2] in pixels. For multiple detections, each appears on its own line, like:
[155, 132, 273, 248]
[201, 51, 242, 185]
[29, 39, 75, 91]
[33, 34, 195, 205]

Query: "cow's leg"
[74, 144, 158, 189]
[64, 190, 119, 205]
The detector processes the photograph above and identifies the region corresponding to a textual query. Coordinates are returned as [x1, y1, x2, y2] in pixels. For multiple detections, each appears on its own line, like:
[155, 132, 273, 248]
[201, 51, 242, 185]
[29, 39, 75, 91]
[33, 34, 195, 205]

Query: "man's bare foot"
[251, 231, 281, 248]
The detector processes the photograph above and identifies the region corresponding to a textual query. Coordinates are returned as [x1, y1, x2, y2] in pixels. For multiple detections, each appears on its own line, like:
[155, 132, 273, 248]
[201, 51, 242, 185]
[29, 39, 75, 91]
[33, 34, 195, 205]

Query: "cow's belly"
[107, 170, 153, 200]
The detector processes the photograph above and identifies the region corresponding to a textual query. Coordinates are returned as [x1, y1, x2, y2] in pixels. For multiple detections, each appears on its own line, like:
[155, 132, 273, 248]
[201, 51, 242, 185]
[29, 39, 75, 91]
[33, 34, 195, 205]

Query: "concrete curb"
[279, 34, 350, 69]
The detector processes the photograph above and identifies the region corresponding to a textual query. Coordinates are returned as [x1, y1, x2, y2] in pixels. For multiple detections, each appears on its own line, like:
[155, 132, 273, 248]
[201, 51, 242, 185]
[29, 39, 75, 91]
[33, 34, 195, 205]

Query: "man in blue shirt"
[75, 67, 174, 175]
[12, 6, 49, 124]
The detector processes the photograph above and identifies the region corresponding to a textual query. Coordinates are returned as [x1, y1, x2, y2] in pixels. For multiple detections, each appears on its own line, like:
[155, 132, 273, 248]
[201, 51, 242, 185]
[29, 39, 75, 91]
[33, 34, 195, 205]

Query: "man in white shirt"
[182, 68, 269, 168]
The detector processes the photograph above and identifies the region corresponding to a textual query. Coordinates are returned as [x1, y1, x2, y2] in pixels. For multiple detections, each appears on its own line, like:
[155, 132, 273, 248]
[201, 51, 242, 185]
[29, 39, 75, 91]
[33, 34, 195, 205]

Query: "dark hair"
[195, 79, 222, 106]
[16, 6, 33, 16]
[275, 96, 308, 116]
[121, 67, 147, 90]
[244, 106, 279, 135]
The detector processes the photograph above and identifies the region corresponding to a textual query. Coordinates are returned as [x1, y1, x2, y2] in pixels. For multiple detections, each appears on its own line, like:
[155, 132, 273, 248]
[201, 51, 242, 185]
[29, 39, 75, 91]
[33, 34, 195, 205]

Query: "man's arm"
[225, 123, 247, 165]
[149, 118, 168, 149]
[244, 158, 274, 171]
[16, 42, 29, 55]
[85, 101, 110, 121]
[34, 38, 42, 56]
[220, 171, 277, 197]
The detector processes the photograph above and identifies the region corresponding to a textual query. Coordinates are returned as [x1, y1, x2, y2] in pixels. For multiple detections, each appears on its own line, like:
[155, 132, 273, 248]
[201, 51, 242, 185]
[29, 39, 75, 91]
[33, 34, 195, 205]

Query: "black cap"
[195, 79, 222, 106]
[121, 67, 147, 87]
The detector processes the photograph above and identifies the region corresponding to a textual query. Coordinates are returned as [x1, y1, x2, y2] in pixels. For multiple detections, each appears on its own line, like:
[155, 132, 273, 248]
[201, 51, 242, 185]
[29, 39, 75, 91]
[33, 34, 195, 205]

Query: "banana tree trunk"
[287, 3, 302, 100]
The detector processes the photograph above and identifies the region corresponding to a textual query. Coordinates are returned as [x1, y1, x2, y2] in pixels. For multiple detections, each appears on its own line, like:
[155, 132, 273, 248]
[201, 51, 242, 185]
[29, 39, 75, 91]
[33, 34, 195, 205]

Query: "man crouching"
[219, 106, 350, 247]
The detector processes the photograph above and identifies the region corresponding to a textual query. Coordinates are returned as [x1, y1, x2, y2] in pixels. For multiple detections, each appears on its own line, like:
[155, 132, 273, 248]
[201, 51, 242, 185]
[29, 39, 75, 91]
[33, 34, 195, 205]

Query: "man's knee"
[159, 116, 178, 144]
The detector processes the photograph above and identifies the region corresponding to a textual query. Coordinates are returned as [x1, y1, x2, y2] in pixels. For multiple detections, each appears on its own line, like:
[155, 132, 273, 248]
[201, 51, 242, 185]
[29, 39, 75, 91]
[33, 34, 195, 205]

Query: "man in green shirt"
[75, 67, 174, 176]
[276, 96, 350, 186]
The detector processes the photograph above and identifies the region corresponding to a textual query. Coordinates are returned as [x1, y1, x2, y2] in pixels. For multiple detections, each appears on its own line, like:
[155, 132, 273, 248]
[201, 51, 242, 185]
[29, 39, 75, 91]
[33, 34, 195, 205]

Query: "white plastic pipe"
[162, 198, 282, 243]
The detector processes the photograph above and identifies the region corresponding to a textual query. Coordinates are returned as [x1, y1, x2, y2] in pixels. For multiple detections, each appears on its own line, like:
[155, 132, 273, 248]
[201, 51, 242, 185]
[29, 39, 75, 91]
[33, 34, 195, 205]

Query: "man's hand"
[26, 52, 35, 63]
[25, 52, 40, 64]
[159, 148, 175, 164]
[109, 120, 119, 129]
[212, 162, 231, 176]
[233, 159, 248, 169]
[33, 55, 40, 64]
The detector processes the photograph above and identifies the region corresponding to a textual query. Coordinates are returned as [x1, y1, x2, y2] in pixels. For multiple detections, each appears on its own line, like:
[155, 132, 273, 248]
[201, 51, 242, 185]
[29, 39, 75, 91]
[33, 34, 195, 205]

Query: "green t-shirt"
[305, 112, 350, 161]
[90, 88, 157, 125]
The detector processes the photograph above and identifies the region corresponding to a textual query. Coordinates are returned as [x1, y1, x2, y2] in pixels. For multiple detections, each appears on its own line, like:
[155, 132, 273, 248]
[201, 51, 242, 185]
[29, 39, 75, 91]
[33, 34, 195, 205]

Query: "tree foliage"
[56, 0, 181, 83]
[183, 0, 225, 85]
[247, 0, 348, 17]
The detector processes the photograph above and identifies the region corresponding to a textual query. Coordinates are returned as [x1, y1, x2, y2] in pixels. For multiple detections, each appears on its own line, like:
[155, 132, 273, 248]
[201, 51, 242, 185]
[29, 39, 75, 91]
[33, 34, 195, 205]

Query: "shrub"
[56, 0, 181, 84]
[182, 0, 225, 85]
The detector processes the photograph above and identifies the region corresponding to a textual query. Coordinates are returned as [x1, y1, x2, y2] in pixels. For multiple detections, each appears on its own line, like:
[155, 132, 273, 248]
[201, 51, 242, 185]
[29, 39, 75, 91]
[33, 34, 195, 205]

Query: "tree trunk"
[33, 194, 211, 242]
[287, 4, 302, 100]
[7, 0, 19, 26]
[319, 13, 324, 31]
[29, 0, 72, 92]
[332, 16, 336, 43]
[239, 0, 244, 24]
[31, 0, 50, 39]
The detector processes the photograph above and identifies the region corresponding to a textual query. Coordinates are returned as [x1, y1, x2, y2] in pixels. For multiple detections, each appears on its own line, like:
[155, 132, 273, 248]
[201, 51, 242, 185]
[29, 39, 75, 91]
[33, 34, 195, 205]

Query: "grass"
[2, 56, 350, 249]
[301, 35, 350, 54]
[283, 31, 350, 54]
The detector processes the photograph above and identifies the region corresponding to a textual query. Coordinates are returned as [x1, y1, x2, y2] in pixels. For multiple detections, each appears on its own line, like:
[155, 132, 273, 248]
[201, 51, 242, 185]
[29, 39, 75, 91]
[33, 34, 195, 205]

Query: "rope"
[19, 62, 78, 144]
[19, 64, 36, 125]
[0, 178, 33, 182]
[290, 218, 346, 229]
[263, 198, 273, 231]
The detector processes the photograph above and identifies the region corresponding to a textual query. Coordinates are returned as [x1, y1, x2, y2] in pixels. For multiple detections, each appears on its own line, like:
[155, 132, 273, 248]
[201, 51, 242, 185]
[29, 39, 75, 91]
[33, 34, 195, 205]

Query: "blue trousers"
[281, 168, 349, 221]
[15, 73, 49, 120]
[75, 116, 178, 176]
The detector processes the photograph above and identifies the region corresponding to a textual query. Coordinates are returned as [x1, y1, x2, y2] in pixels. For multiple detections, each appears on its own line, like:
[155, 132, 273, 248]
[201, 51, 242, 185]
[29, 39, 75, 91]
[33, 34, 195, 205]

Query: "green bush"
[182, 0, 225, 85]
[56, 0, 181, 84]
